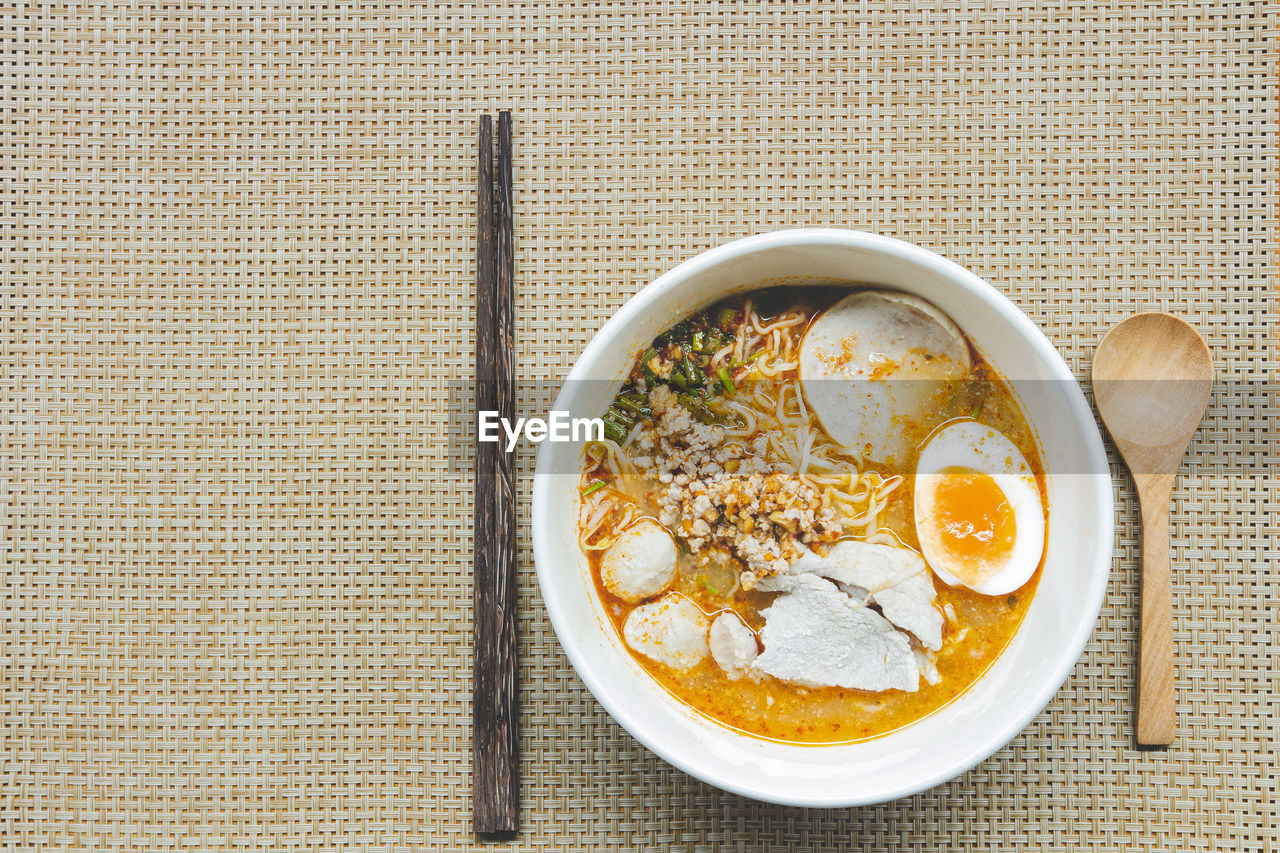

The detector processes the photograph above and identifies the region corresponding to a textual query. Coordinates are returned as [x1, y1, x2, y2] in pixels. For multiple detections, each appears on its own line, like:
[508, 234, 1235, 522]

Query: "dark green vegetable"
[678, 393, 717, 424]
[655, 320, 689, 348]
[603, 408, 634, 437]
[604, 303, 747, 437]
[717, 366, 735, 395]
[682, 354, 703, 387]
[604, 406, 633, 428]
[614, 397, 651, 417]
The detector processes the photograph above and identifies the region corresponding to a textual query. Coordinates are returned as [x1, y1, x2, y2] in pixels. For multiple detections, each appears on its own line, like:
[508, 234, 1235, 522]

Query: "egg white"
[913, 420, 1045, 596]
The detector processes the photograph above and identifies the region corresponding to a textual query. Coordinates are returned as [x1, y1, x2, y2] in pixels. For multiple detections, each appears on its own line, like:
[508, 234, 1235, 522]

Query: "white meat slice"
[752, 573, 798, 593]
[915, 648, 941, 685]
[790, 541, 944, 650]
[752, 573, 919, 692]
[708, 611, 758, 679]
[622, 594, 709, 672]
[601, 519, 678, 604]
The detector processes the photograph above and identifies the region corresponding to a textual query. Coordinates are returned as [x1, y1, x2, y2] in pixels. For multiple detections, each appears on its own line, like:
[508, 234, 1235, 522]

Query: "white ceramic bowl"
[532, 229, 1112, 807]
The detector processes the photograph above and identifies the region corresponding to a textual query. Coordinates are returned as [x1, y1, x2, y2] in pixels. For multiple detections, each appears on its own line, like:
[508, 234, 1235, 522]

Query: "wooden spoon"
[1092, 312, 1213, 746]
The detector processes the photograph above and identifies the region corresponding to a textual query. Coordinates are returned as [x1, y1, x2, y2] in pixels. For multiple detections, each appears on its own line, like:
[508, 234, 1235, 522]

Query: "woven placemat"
[6, 1, 1276, 850]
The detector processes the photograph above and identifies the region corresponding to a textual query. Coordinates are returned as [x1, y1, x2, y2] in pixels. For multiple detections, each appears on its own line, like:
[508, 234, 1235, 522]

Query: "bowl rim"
[531, 228, 1113, 806]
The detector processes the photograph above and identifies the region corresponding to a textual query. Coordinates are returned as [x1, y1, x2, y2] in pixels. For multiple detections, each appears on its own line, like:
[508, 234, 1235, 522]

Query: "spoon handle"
[1136, 473, 1176, 745]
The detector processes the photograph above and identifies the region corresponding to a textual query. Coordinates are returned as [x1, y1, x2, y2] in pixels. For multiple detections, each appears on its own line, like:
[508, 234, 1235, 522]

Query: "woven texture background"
[5, 1, 1277, 850]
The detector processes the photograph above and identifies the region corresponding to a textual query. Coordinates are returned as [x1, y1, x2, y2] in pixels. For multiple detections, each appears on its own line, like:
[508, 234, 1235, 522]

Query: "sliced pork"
[752, 573, 919, 692]
[790, 540, 943, 650]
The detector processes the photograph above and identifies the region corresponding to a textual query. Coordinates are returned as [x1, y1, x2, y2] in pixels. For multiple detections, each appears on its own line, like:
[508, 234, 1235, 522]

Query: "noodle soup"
[578, 286, 1047, 744]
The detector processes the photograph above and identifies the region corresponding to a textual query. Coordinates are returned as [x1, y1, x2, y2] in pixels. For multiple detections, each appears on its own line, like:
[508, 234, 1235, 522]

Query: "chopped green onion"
[668, 367, 689, 390]
[717, 307, 737, 330]
[682, 355, 703, 386]
[614, 397, 651, 418]
[678, 393, 717, 424]
[691, 330, 705, 352]
[603, 415, 632, 439]
[604, 406, 633, 428]
[580, 479, 608, 497]
[717, 366, 736, 395]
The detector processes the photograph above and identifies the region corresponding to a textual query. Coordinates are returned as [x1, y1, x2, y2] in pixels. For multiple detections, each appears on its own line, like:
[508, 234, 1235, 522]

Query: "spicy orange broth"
[586, 291, 1047, 744]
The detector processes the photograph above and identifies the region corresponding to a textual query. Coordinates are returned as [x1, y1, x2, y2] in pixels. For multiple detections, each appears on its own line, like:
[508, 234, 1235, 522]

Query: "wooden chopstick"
[473, 110, 519, 836]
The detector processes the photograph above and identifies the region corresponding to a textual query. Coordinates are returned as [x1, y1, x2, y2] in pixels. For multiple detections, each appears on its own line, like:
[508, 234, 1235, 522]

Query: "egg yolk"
[931, 465, 1017, 584]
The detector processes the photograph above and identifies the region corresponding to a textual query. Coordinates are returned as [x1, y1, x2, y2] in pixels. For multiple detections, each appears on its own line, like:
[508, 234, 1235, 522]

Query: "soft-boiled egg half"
[913, 420, 1045, 596]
